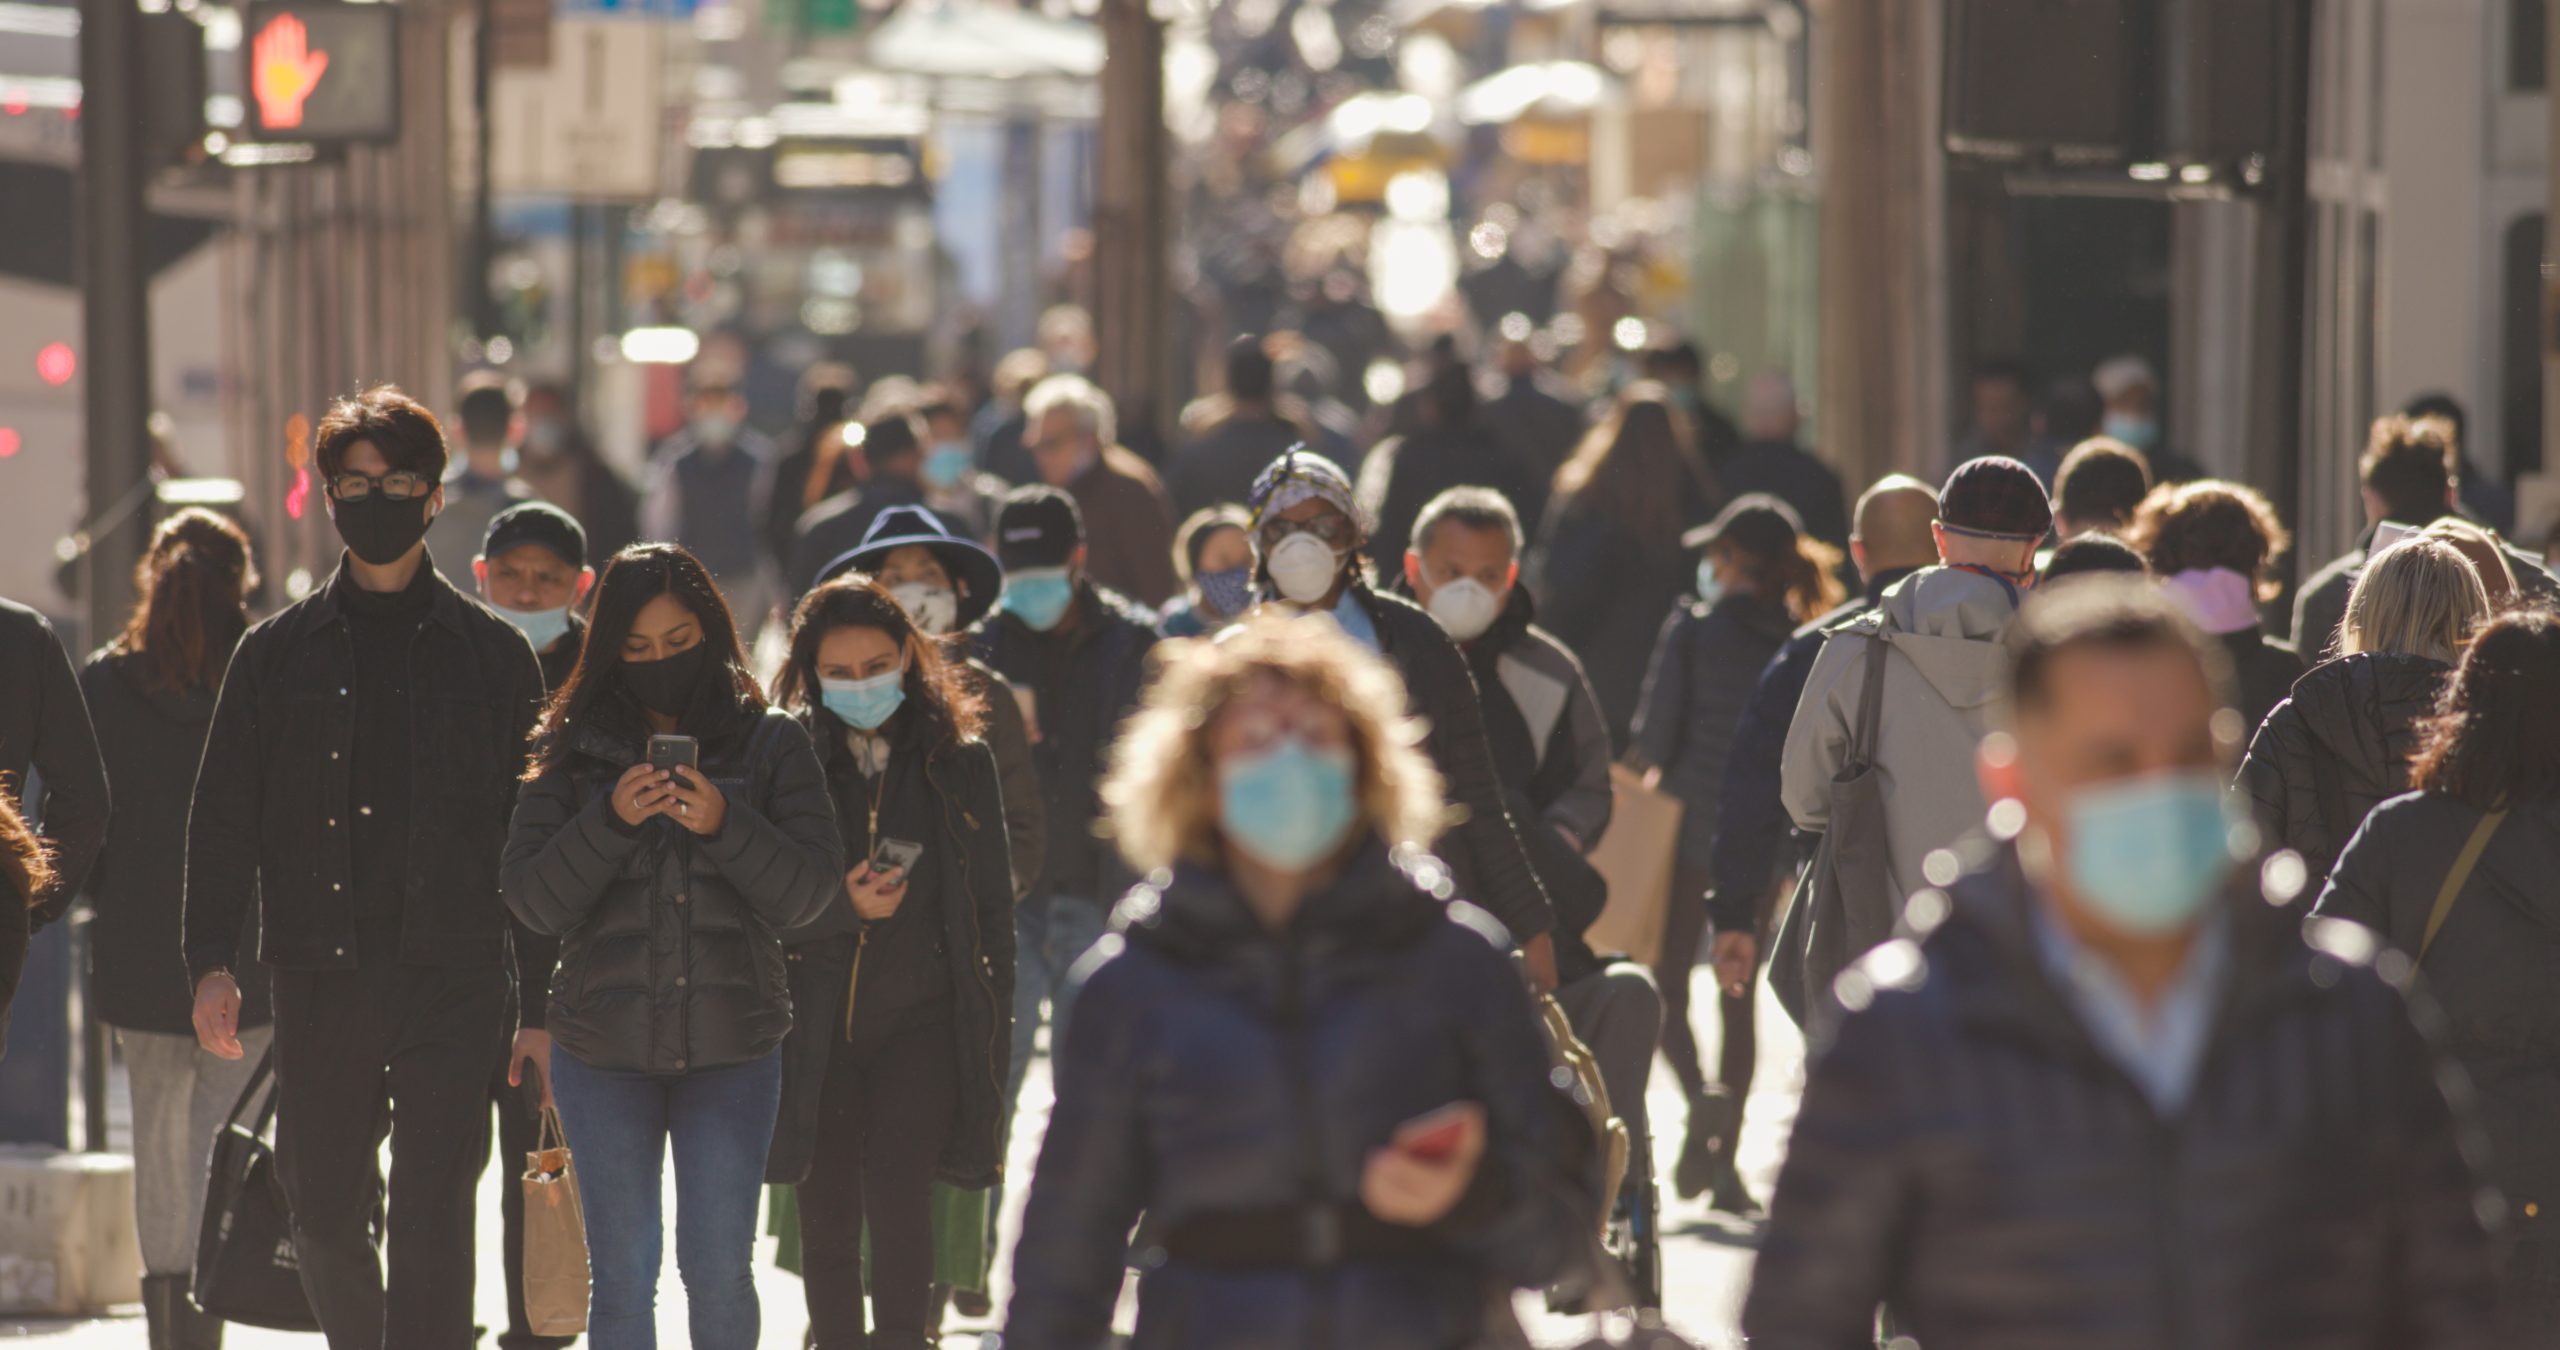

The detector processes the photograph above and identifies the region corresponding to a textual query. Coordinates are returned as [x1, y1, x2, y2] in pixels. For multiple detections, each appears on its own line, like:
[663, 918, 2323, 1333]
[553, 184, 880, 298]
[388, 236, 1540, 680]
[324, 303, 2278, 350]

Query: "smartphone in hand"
[1395, 1102, 1478, 1163]
[646, 734, 700, 773]
[870, 837, 924, 878]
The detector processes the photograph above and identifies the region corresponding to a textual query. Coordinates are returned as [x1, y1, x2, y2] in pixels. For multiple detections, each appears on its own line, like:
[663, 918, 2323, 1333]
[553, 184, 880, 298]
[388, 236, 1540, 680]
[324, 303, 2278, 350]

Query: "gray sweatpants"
[119, 1026, 272, 1275]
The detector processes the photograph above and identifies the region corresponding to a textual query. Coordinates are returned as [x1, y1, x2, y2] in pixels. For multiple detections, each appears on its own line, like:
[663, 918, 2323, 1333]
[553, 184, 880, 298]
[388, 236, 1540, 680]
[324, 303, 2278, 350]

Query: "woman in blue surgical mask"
[1004, 614, 1591, 1348]
[765, 575, 1014, 1349]
[1158, 505, 1255, 638]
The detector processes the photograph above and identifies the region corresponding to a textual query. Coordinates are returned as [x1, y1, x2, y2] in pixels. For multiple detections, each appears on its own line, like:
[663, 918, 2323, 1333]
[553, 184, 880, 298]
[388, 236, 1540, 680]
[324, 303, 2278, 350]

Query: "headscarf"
[1247, 446, 1360, 531]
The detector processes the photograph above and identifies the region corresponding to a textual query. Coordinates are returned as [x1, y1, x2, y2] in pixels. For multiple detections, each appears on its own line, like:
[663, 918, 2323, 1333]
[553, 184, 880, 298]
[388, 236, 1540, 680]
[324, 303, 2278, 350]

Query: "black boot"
[1673, 1085, 1740, 1201]
[169, 1280, 226, 1350]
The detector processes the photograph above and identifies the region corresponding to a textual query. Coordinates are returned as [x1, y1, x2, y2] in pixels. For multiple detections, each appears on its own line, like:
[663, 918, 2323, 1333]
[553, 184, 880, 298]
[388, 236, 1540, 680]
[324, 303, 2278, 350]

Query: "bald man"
[1671, 474, 1941, 1210]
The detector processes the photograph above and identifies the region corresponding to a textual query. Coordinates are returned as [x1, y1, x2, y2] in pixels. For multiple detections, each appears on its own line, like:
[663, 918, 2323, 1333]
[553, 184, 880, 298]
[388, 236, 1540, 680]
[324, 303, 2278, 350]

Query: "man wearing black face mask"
[185, 385, 547, 1350]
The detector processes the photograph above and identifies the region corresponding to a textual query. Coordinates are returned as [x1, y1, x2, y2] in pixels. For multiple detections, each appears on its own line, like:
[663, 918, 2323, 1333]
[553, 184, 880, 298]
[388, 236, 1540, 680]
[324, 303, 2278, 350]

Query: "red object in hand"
[1400, 1116, 1469, 1163]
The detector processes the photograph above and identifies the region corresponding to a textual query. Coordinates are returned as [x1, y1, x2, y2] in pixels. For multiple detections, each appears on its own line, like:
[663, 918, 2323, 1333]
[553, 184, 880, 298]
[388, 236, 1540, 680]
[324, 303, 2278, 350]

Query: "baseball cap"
[1938, 457, 2054, 542]
[1682, 493, 1805, 556]
[994, 485, 1084, 570]
[480, 501, 587, 571]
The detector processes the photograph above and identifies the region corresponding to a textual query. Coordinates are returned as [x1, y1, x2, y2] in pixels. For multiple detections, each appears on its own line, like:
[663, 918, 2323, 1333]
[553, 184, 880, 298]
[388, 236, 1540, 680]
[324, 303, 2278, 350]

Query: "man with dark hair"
[2052, 437, 2154, 539]
[1167, 335, 1304, 518]
[916, 388, 1008, 541]
[642, 379, 778, 632]
[426, 373, 533, 590]
[971, 485, 1161, 1183]
[2294, 413, 2558, 658]
[789, 411, 965, 601]
[2041, 532, 2150, 584]
[514, 382, 639, 563]
[1481, 336, 1585, 537]
[187, 384, 547, 1350]
[763, 362, 859, 576]
[1355, 361, 1520, 574]
[1745, 577, 2497, 1347]
[2403, 390, 2515, 534]
[1954, 358, 2037, 475]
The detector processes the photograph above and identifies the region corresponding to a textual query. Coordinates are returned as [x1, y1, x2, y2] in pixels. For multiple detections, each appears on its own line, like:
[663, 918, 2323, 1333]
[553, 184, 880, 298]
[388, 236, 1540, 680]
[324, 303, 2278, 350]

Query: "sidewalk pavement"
[7, 967, 1799, 1348]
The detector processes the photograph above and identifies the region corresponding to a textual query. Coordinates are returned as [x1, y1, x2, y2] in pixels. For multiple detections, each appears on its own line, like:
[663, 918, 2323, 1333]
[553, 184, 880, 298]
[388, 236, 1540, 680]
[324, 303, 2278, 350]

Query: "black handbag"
[192, 1046, 319, 1330]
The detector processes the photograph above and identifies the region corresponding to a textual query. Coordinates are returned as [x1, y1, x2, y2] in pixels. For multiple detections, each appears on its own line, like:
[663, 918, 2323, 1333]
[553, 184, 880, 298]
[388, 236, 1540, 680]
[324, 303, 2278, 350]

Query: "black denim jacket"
[185, 557, 545, 983]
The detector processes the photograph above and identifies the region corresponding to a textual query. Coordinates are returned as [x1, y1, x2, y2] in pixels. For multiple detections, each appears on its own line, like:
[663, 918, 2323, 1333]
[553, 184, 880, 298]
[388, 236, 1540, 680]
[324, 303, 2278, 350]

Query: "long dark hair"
[1720, 532, 1848, 622]
[1553, 384, 1717, 563]
[774, 575, 983, 753]
[117, 508, 255, 692]
[0, 781, 52, 910]
[2409, 609, 2560, 810]
[526, 543, 763, 778]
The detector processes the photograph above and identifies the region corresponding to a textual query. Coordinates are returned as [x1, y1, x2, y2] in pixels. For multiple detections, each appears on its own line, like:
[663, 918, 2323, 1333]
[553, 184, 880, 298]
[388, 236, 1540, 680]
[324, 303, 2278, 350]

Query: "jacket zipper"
[1274, 937, 1336, 1350]
[843, 767, 890, 1042]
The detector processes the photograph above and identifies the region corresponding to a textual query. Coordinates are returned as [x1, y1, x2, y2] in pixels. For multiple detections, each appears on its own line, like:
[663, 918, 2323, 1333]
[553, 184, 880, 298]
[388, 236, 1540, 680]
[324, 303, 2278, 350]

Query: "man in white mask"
[1400, 486, 1657, 1185]
[1245, 451, 1563, 992]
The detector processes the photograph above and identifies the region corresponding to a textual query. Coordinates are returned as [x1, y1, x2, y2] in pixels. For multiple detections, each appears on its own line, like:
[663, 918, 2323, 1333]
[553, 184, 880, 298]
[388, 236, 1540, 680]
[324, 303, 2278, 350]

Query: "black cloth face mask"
[621, 642, 711, 717]
[331, 494, 436, 567]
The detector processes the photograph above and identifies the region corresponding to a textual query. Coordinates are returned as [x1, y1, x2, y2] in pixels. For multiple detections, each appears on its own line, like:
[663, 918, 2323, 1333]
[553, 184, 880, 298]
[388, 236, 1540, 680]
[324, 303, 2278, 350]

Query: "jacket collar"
[1115, 836, 1450, 968]
[286, 551, 474, 646]
[1930, 840, 2324, 1063]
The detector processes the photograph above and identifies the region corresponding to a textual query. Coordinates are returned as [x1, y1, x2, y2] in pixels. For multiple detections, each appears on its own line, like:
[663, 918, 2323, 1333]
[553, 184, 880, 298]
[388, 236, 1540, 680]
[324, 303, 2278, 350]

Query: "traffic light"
[240, 1, 401, 143]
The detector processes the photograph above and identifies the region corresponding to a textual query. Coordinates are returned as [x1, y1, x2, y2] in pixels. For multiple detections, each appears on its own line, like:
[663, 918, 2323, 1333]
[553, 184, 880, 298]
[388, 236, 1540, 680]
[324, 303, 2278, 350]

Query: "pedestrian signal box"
[241, 1, 401, 144]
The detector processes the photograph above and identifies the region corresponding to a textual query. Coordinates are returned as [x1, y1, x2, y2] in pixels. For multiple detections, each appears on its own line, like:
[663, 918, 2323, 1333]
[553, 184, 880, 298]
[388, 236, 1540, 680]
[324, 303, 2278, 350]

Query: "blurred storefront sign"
[489, 17, 663, 198]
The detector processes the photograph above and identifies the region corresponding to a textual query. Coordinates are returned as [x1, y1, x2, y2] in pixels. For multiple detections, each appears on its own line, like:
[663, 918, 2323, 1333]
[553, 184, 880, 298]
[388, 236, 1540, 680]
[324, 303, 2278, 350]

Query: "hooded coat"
[1780, 567, 2019, 914]
[1002, 842, 1590, 1349]
[2237, 652, 2450, 893]
[2320, 793, 2560, 1307]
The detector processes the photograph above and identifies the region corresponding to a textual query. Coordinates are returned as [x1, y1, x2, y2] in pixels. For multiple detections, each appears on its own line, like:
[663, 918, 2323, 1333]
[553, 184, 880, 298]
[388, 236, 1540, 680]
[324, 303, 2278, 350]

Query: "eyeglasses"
[1261, 514, 1357, 548]
[329, 470, 436, 502]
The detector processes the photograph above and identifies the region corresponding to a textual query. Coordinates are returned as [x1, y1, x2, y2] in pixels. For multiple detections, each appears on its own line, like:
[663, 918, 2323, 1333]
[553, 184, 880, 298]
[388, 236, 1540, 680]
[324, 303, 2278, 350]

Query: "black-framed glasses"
[329, 471, 435, 502]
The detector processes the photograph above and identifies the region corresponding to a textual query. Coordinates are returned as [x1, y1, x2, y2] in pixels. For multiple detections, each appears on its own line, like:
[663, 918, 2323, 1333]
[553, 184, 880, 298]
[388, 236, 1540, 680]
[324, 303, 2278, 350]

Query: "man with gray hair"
[1024, 374, 1179, 606]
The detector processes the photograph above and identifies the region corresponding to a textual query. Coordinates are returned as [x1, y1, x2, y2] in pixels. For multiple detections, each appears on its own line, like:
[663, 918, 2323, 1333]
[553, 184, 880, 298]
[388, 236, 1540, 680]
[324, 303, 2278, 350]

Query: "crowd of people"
[0, 325, 2554, 1350]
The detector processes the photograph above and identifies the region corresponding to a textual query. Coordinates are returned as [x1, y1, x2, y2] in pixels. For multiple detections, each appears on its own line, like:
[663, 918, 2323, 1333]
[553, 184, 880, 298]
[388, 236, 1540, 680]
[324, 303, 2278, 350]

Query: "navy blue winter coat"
[1003, 840, 1589, 1349]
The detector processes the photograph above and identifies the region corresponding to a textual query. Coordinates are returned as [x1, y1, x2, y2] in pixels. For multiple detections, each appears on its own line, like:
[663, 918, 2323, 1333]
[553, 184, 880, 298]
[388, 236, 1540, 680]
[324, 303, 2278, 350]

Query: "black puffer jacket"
[2320, 794, 2560, 1278]
[768, 715, 1015, 1188]
[1631, 590, 1796, 868]
[1004, 841, 1590, 1350]
[2238, 652, 2450, 891]
[1743, 843, 2499, 1350]
[502, 704, 844, 1075]
[1351, 583, 1555, 945]
[973, 580, 1158, 902]
[2221, 625, 2305, 738]
[79, 652, 271, 1035]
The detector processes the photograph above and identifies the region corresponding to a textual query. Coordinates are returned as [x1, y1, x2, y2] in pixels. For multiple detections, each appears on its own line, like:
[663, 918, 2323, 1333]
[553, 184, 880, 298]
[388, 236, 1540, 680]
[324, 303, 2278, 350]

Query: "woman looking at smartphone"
[1004, 613, 1588, 1349]
[502, 543, 844, 1350]
[765, 574, 1014, 1349]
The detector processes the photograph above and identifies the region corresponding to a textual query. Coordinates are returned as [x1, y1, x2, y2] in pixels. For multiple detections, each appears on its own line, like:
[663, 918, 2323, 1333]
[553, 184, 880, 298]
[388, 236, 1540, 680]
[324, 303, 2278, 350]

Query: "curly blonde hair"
[1103, 613, 1446, 873]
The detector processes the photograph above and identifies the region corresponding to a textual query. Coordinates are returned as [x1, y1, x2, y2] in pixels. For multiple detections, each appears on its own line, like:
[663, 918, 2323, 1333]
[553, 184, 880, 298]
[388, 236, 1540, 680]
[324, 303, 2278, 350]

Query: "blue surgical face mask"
[2102, 412, 2161, 452]
[820, 668, 907, 731]
[1002, 567, 1076, 631]
[1219, 736, 1361, 872]
[1195, 565, 1255, 620]
[493, 602, 573, 653]
[924, 442, 974, 489]
[2061, 770, 2241, 935]
[1694, 558, 1725, 606]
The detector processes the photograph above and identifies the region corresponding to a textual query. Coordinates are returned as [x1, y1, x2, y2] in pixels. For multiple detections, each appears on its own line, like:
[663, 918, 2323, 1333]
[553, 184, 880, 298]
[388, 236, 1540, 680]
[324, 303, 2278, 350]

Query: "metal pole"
[77, 0, 154, 1154]
[2269, 0, 2314, 565]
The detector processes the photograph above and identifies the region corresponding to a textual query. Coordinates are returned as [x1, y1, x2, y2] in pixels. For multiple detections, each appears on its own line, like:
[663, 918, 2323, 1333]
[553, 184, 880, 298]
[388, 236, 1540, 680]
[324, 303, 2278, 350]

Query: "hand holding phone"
[647, 734, 700, 771]
[1363, 1101, 1487, 1227]
[848, 838, 921, 922]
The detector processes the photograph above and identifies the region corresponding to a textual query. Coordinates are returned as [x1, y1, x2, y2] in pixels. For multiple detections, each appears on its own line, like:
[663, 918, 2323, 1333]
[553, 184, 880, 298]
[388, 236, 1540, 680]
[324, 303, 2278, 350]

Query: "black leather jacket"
[185, 561, 544, 981]
[1742, 842, 2499, 1350]
[1004, 842, 1589, 1349]
[502, 703, 844, 1074]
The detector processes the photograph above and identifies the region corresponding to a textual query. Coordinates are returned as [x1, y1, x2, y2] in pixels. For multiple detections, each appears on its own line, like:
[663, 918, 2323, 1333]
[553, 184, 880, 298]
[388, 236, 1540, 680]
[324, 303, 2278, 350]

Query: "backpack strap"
[2418, 809, 2506, 963]
[1846, 620, 1893, 774]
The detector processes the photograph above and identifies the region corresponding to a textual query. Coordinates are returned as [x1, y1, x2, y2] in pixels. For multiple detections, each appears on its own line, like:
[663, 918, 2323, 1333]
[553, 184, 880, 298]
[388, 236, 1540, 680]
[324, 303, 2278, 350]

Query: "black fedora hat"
[821, 505, 1006, 631]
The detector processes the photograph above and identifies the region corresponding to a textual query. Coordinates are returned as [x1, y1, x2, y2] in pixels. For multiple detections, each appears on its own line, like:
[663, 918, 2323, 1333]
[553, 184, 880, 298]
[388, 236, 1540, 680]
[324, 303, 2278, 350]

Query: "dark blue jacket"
[1632, 591, 1796, 872]
[1004, 842, 1588, 1349]
[1706, 568, 1918, 931]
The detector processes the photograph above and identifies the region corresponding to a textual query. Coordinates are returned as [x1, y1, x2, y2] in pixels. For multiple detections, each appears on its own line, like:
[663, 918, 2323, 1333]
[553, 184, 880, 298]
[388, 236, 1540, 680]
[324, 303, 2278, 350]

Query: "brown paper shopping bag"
[1585, 763, 1684, 966]
[521, 1102, 589, 1336]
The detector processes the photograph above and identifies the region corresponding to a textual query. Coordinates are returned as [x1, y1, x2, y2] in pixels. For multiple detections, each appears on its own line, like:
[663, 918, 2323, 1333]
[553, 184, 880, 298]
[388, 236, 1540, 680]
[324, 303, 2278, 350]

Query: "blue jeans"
[1002, 895, 1112, 1129]
[548, 1049, 783, 1350]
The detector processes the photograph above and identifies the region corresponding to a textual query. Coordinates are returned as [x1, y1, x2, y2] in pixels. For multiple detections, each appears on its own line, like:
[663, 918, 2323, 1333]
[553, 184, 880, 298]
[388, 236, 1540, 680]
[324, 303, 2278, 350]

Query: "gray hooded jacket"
[1781, 566, 2019, 912]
